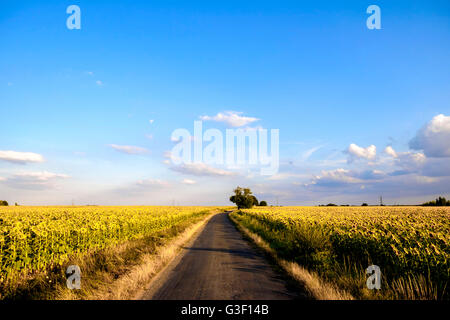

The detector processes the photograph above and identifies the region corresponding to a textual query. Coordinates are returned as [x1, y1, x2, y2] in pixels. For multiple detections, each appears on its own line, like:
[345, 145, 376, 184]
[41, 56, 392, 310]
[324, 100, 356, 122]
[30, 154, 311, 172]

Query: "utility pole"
[379, 196, 383, 206]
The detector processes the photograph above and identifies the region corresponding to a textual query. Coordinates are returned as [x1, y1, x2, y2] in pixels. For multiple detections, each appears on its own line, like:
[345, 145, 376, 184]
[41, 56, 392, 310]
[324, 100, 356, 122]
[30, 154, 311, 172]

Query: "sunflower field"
[231, 206, 450, 299]
[0, 206, 214, 287]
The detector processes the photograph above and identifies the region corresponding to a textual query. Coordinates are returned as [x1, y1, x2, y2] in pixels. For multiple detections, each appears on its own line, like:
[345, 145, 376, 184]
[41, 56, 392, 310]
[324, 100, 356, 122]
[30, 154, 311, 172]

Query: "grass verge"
[229, 212, 353, 300]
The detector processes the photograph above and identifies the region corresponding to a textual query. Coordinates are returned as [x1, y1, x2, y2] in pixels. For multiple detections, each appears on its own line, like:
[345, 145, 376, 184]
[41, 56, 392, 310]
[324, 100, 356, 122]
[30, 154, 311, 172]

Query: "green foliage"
[229, 187, 258, 209]
[0, 200, 8, 206]
[259, 201, 268, 206]
[422, 197, 450, 206]
[251, 196, 259, 206]
[361, 203, 368, 206]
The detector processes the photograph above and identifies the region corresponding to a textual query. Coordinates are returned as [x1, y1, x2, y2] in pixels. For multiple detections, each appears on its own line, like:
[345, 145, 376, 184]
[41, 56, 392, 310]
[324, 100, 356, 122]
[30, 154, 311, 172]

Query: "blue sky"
[1, 0, 449, 205]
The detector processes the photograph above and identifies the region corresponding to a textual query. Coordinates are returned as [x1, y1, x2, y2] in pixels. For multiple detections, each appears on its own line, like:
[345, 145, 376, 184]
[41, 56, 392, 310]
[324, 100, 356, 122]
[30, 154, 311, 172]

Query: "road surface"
[139, 212, 308, 300]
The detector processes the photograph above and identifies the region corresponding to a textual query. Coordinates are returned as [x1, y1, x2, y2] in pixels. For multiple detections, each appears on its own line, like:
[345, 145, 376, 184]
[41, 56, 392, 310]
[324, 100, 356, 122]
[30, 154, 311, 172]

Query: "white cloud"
[409, 114, 450, 157]
[306, 168, 361, 187]
[96, 80, 103, 86]
[305, 168, 388, 188]
[149, 119, 154, 124]
[346, 143, 376, 162]
[200, 111, 259, 127]
[109, 144, 148, 155]
[182, 179, 197, 185]
[1, 171, 70, 189]
[170, 163, 236, 177]
[14, 171, 69, 180]
[400, 152, 426, 166]
[384, 146, 397, 158]
[145, 134, 153, 140]
[86, 71, 94, 76]
[0, 150, 45, 164]
[384, 146, 426, 174]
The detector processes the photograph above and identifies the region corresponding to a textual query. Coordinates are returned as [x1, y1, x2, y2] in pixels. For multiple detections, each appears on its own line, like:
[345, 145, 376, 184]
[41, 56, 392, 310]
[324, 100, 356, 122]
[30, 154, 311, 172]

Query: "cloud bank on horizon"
[1, 112, 449, 206]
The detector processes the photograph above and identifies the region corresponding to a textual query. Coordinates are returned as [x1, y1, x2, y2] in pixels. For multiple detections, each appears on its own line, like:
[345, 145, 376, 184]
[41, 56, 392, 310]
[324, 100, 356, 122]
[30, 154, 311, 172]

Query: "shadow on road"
[180, 246, 258, 259]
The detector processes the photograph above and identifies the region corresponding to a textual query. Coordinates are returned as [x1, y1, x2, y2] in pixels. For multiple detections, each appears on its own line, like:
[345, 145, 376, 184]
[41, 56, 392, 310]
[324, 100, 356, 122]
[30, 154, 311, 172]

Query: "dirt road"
[139, 212, 307, 300]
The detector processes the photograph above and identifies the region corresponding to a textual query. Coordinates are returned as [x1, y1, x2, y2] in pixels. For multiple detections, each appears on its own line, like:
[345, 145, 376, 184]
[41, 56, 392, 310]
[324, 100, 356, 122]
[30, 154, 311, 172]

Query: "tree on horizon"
[230, 187, 258, 209]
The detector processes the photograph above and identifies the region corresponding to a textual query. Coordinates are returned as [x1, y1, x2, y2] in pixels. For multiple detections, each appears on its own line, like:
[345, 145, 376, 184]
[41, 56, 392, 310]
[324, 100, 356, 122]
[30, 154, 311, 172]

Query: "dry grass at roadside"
[229, 213, 353, 300]
[61, 211, 217, 300]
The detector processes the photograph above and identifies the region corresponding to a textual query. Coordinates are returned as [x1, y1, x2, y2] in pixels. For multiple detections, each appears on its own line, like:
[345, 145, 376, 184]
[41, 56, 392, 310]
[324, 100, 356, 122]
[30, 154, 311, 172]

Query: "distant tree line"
[230, 187, 267, 209]
[0, 201, 19, 206]
[422, 197, 450, 206]
[319, 203, 368, 207]
[316, 197, 450, 207]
